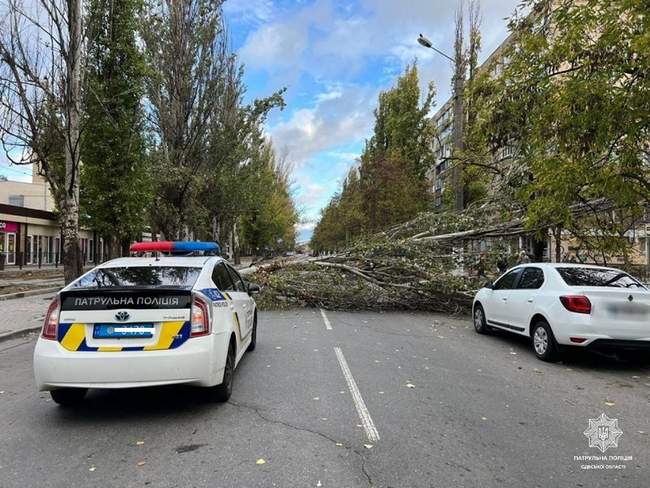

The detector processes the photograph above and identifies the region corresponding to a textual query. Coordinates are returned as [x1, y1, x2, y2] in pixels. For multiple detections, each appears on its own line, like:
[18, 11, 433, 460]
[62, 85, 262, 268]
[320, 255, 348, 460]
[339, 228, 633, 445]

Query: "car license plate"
[93, 323, 154, 339]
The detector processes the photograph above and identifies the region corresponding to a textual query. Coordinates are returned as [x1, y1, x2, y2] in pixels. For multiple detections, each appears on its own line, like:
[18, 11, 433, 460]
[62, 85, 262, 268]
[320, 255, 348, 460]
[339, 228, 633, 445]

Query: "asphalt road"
[1, 306, 649, 488]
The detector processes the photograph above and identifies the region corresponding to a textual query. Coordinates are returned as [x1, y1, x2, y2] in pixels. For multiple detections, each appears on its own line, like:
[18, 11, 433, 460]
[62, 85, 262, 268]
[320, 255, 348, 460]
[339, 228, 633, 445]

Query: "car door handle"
[501, 297, 508, 302]
[527, 298, 534, 303]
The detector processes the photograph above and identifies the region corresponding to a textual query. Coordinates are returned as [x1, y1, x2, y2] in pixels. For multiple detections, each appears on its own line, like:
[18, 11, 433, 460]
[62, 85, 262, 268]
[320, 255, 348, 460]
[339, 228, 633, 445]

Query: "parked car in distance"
[472, 263, 650, 361]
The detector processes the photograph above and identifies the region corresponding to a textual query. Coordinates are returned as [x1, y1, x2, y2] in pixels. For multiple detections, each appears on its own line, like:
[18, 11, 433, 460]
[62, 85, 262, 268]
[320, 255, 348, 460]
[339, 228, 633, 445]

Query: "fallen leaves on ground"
[256, 459, 266, 465]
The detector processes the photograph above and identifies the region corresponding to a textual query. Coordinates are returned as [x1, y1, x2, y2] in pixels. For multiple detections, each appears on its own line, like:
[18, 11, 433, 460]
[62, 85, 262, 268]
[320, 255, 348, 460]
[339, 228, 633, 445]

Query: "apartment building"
[429, 29, 516, 209]
[428, 5, 650, 269]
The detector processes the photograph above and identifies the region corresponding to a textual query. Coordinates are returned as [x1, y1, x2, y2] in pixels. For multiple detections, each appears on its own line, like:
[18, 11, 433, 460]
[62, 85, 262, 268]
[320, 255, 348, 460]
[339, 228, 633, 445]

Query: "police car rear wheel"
[210, 343, 234, 402]
[50, 388, 87, 406]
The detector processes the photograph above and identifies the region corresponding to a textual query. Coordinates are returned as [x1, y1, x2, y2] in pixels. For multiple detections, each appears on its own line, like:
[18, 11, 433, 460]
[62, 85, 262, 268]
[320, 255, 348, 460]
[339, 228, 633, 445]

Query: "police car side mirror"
[484, 280, 494, 290]
[247, 283, 261, 295]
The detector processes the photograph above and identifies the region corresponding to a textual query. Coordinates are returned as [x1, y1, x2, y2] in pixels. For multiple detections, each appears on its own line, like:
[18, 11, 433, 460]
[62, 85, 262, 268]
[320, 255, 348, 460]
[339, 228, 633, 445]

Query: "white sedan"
[472, 263, 650, 361]
[33, 241, 259, 406]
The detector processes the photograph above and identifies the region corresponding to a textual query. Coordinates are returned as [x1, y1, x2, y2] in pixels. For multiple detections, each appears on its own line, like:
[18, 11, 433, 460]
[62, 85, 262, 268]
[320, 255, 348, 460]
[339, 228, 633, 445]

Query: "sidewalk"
[0, 291, 55, 342]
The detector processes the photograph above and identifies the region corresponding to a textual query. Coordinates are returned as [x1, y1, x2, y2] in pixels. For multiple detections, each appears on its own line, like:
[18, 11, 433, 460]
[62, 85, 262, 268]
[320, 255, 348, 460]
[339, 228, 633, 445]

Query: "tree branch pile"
[250, 205, 505, 314]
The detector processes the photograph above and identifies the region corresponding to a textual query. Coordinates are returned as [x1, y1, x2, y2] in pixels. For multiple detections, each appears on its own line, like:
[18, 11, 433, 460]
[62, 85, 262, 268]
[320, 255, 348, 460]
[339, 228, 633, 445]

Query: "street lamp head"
[417, 34, 433, 49]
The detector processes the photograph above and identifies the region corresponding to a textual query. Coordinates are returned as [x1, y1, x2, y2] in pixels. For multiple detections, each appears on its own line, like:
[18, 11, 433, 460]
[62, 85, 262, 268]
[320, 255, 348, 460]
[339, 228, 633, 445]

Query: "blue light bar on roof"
[173, 241, 221, 253]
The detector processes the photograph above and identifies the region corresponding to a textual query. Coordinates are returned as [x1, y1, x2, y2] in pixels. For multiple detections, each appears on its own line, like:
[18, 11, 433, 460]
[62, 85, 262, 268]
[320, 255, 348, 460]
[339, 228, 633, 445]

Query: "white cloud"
[223, 0, 275, 25]
[267, 83, 376, 169]
[237, 0, 522, 105]
[295, 221, 317, 232]
[297, 181, 327, 207]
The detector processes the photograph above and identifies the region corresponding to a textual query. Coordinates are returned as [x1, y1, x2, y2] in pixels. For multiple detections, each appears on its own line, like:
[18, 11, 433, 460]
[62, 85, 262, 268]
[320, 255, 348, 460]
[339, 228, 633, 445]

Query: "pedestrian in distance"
[517, 250, 530, 265]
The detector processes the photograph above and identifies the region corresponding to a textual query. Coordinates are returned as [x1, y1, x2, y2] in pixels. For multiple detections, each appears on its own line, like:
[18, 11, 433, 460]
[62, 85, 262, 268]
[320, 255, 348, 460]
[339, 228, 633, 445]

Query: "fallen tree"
[249, 198, 640, 313]
[248, 206, 498, 314]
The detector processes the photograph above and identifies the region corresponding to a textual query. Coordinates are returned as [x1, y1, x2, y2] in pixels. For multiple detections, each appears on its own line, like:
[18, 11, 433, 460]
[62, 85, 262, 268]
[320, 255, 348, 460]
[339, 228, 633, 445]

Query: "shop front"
[0, 220, 18, 265]
[1, 203, 99, 268]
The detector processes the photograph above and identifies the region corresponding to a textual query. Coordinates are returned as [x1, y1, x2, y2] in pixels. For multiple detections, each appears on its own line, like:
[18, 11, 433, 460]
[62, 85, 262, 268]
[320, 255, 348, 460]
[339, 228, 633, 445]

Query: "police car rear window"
[71, 266, 202, 289]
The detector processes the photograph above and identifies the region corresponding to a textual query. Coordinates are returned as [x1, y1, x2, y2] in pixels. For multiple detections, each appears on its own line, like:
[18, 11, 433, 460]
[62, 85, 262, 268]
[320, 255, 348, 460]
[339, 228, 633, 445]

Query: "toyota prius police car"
[33, 241, 259, 406]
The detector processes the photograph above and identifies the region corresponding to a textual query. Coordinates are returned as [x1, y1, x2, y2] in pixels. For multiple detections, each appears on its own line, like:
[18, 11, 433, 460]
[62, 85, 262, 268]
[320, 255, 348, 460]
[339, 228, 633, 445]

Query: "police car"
[33, 241, 259, 406]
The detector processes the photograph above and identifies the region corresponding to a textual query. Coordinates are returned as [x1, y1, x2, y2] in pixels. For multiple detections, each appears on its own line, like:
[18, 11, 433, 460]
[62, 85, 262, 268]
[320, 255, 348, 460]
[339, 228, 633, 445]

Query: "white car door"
[225, 264, 253, 340]
[484, 268, 522, 330]
[503, 266, 545, 334]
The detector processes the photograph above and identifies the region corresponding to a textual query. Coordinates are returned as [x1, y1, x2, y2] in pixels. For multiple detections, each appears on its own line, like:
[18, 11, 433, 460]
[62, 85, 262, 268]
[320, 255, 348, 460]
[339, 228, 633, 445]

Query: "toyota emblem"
[115, 311, 130, 321]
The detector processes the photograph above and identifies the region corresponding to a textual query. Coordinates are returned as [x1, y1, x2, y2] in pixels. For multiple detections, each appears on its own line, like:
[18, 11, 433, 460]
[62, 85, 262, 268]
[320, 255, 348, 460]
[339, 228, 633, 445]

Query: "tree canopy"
[311, 64, 435, 252]
[464, 0, 650, 262]
[82, 0, 151, 258]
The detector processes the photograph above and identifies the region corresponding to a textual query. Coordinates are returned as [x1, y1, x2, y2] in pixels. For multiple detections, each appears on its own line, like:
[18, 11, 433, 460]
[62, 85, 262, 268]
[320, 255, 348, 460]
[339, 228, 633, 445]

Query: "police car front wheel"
[50, 388, 88, 406]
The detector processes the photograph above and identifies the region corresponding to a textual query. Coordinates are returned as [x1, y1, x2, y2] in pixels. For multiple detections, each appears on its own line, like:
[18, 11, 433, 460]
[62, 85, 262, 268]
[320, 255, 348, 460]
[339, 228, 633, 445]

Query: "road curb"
[0, 287, 61, 302]
[0, 326, 41, 343]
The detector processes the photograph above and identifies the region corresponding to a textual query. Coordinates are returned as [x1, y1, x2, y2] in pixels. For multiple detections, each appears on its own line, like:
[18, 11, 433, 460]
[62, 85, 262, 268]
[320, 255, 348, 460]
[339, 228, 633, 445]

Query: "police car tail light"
[42, 298, 60, 340]
[190, 296, 210, 337]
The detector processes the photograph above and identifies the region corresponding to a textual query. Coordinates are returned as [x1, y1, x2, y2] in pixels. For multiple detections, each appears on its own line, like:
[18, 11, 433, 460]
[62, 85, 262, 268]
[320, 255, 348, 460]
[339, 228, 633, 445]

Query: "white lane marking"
[320, 309, 333, 330]
[334, 347, 380, 443]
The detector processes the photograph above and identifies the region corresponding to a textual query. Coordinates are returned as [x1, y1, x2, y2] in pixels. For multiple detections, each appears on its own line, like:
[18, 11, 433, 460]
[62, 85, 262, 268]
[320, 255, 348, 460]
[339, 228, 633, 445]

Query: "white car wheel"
[533, 327, 548, 355]
[531, 321, 560, 362]
[473, 305, 489, 334]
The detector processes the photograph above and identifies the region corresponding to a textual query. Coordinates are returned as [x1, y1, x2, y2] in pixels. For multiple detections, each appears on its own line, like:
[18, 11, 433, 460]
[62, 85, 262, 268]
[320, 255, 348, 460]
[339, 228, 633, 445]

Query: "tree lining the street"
[82, 0, 152, 260]
[0, 0, 86, 283]
[311, 64, 436, 252]
[142, 0, 293, 260]
[0, 0, 297, 278]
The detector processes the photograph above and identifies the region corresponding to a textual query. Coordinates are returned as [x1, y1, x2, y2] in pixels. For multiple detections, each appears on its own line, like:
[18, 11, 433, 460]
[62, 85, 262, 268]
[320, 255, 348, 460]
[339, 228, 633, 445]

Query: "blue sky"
[0, 0, 522, 242]
[224, 0, 522, 242]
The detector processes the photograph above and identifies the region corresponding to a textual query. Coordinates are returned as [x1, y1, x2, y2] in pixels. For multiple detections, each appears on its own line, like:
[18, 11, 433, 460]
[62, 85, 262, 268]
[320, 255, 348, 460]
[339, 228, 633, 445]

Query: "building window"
[53, 237, 60, 264]
[8, 195, 24, 207]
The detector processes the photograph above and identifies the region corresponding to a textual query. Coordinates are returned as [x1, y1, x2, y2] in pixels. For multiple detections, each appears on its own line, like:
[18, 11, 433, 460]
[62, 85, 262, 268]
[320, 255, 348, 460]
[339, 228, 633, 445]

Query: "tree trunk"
[232, 220, 241, 265]
[554, 226, 562, 263]
[62, 0, 83, 284]
[452, 5, 466, 212]
[107, 236, 121, 260]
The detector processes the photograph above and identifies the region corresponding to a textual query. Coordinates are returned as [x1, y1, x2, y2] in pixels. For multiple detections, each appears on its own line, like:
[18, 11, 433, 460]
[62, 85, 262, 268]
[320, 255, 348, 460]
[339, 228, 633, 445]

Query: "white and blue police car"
[33, 241, 259, 406]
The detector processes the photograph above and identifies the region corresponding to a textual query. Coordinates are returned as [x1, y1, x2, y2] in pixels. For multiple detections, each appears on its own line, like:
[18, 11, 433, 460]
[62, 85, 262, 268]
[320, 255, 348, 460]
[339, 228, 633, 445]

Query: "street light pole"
[418, 34, 465, 212]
